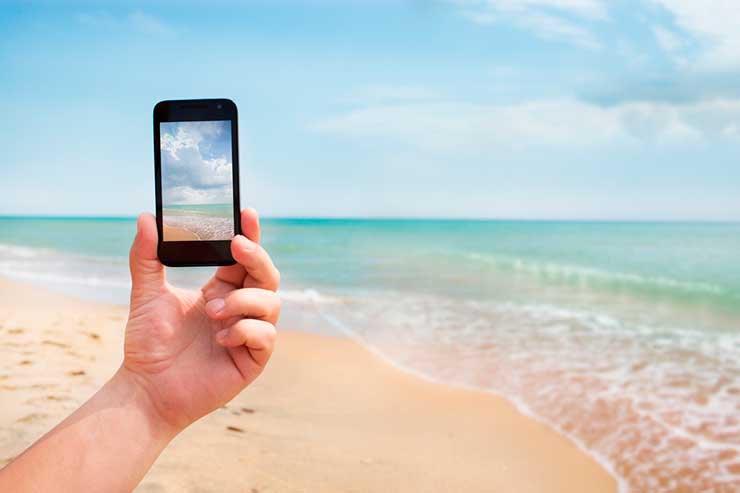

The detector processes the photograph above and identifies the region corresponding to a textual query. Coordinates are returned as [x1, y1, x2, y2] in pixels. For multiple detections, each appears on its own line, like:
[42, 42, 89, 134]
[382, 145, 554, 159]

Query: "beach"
[0, 277, 615, 492]
[163, 225, 200, 241]
[162, 205, 234, 241]
[1, 217, 739, 492]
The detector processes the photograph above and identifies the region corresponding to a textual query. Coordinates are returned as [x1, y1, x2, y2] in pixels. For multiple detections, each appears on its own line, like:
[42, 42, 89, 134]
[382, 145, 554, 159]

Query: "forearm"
[0, 367, 179, 492]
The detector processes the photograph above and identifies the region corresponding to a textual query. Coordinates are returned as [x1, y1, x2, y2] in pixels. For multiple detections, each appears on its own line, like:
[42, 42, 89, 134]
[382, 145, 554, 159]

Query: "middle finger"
[204, 288, 281, 325]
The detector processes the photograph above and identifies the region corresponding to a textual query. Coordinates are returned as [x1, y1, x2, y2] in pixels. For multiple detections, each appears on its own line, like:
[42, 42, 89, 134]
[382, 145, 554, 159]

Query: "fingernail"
[205, 298, 225, 315]
[216, 329, 229, 341]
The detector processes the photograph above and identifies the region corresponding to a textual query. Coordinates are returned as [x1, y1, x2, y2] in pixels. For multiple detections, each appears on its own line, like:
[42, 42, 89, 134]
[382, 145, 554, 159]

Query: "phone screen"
[159, 120, 234, 242]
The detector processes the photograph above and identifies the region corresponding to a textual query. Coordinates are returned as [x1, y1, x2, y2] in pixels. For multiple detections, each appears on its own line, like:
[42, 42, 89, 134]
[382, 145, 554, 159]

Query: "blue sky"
[1, 0, 739, 220]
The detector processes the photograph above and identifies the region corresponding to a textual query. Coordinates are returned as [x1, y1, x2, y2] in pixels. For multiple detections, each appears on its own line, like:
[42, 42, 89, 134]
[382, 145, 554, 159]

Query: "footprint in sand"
[85, 332, 101, 341]
[3, 342, 25, 348]
[228, 407, 256, 416]
[28, 383, 57, 390]
[65, 348, 94, 361]
[226, 426, 245, 433]
[17, 413, 49, 424]
[135, 482, 166, 493]
[41, 340, 69, 349]
[19, 360, 32, 366]
[66, 370, 86, 377]
[23, 394, 68, 405]
[0, 427, 25, 445]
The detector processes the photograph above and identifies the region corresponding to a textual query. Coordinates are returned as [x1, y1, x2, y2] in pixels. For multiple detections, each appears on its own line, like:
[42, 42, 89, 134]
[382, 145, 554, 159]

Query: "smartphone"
[153, 99, 241, 267]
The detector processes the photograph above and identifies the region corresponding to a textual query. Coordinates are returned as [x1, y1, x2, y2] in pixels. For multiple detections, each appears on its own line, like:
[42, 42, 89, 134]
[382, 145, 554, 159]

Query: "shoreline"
[0, 277, 616, 492]
[162, 212, 233, 241]
[163, 224, 200, 241]
[326, 322, 626, 492]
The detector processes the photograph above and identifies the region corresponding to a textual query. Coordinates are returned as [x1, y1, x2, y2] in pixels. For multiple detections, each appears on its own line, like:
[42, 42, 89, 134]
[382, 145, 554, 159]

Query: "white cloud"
[652, 0, 740, 70]
[164, 186, 225, 205]
[458, 1, 740, 70]
[314, 98, 740, 152]
[516, 11, 601, 50]
[161, 122, 233, 205]
[457, 0, 607, 50]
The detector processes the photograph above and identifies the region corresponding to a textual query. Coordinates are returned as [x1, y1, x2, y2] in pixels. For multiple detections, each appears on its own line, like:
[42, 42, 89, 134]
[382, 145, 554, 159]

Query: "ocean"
[163, 204, 233, 218]
[1, 217, 738, 492]
[163, 204, 233, 241]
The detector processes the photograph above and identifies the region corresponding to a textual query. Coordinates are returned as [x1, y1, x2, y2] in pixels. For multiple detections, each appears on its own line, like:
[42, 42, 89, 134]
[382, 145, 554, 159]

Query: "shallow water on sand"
[163, 205, 234, 241]
[1, 217, 739, 492]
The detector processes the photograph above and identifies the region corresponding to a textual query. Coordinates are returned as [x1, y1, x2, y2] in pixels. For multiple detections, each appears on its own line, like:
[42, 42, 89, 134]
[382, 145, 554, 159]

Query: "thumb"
[129, 213, 165, 295]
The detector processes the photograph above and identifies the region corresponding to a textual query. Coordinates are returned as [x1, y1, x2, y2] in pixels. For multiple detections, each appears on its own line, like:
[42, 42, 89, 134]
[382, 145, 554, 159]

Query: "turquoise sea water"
[163, 203, 232, 218]
[1, 217, 739, 492]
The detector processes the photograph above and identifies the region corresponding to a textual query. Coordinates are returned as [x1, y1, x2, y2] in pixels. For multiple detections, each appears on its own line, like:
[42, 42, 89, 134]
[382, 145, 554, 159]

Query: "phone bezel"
[153, 98, 241, 267]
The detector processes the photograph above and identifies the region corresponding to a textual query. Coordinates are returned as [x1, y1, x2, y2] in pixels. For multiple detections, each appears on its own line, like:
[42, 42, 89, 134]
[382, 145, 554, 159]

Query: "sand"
[163, 224, 200, 241]
[0, 278, 616, 492]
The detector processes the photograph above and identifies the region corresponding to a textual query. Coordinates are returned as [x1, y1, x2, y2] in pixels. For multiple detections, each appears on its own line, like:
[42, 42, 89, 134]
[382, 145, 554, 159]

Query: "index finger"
[230, 235, 280, 291]
[213, 208, 261, 287]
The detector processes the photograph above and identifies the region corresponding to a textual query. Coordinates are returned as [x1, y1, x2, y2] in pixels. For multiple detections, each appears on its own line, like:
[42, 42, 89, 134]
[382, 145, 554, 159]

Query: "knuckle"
[267, 291, 281, 319]
[236, 320, 251, 336]
[236, 287, 253, 300]
[261, 322, 277, 346]
[228, 289, 253, 314]
[228, 322, 247, 342]
[266, 288, 280, 304]
[273, 298, 282, 320]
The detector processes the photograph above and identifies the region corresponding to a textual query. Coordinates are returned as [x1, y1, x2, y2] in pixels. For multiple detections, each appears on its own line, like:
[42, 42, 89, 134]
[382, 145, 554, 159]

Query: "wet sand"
[162, 211, 233, 241]
[163, 224, 200, 241]
[0, 278, 615, 492]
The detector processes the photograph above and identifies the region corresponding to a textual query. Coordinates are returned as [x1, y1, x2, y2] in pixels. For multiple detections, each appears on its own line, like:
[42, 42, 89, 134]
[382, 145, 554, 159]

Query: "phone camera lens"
[217, 104, 223, 109]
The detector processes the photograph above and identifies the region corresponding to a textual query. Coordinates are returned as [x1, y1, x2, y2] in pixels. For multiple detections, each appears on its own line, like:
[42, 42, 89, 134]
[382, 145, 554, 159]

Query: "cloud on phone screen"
[160, 121, 233, 205]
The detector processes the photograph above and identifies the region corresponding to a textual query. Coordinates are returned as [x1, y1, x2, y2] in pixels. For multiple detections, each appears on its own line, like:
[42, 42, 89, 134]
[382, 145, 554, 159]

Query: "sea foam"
[284, 288, 740, 493]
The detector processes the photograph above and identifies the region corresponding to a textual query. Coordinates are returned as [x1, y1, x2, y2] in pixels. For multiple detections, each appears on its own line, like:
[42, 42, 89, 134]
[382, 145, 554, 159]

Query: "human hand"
[121, 208, 280, 434]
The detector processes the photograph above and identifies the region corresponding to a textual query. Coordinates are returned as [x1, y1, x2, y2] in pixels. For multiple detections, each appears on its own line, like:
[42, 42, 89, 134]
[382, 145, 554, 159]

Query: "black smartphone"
[153, 99, 241, 267]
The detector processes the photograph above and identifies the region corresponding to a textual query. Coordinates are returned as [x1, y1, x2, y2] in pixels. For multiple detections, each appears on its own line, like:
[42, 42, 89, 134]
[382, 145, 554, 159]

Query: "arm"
[1, 369, 177, 492]
[0, 209, 280, 492]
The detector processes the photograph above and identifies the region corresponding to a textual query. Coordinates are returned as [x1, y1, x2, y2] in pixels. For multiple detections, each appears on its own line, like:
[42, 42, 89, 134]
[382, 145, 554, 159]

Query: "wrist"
[107, 367, 183, 445]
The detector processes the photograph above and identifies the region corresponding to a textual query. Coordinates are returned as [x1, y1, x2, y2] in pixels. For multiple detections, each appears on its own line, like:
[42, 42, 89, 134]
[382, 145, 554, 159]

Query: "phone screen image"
[159, 120, 234, 242]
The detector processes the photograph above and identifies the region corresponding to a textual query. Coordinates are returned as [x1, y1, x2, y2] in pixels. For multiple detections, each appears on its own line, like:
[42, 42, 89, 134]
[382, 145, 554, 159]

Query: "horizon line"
[0, 214, 738, 224]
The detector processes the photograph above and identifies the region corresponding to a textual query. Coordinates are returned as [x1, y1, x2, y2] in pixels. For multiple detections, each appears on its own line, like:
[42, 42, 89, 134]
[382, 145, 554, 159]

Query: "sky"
[161, 121, 233, 205]
[0, 0, 739, 220]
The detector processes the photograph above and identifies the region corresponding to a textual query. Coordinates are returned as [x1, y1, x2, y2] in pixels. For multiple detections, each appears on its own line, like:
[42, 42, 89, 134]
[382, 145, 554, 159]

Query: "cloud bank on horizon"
[315, 0, 740, 152]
